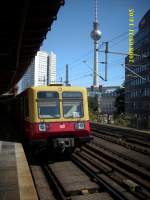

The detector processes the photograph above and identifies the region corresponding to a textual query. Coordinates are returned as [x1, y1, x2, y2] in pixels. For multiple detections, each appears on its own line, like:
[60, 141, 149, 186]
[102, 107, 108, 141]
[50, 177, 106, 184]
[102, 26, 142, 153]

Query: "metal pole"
[60, 77, 63, 83]
[65, 64, 69, 86]
[105, 42, 108, 81]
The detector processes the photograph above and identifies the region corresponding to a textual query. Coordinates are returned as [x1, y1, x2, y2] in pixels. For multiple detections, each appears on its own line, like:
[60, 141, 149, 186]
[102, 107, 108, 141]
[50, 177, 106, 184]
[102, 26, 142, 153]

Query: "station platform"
[0, 141, 38, 200]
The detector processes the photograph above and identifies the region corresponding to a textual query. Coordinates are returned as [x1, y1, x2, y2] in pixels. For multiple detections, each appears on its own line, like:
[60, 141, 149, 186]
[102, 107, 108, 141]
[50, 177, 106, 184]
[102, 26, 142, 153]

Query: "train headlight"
[39, 123, 46, 132]
[75, 122, 85, 130]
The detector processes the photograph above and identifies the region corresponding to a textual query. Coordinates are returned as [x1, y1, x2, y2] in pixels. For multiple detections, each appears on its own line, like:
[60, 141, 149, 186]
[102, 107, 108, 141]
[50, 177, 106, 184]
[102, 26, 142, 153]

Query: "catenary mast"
[91, 0, 102, 87]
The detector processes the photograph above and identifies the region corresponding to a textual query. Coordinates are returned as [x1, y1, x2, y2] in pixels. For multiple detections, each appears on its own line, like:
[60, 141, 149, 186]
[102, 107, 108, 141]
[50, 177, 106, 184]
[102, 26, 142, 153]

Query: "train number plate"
[59, 124, 65, 128]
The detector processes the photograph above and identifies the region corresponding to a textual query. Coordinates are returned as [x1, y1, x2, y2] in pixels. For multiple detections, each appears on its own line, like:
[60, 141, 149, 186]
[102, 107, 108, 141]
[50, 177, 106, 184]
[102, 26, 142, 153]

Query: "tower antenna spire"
[95, 0, 98, 22]
[91, 0, 102, 87]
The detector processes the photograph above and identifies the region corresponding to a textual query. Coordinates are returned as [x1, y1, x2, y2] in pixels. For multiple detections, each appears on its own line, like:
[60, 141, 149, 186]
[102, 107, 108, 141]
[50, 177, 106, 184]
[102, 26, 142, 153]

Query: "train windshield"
[37, 91, 60, 118]
[62, 92, 84, 118]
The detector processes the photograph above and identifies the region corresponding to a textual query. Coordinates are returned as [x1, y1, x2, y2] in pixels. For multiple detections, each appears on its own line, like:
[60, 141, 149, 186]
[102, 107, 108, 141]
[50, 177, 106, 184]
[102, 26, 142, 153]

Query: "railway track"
[91, 122, 150, 155]
[90, 125, 150, 170]
[25, 122, 150, 200]
[29, 150, 150, 200]
[31, 165, 56, 200]
[72, 145, 150, 200]
[91, 122, 150, 145]
[30, 161, 113, 200]
[92, 131, 150, 156]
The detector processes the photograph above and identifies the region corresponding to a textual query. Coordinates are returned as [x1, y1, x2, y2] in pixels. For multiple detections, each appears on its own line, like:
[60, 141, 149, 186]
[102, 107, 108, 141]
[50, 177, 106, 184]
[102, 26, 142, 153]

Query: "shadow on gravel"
[25, 146, 72, 166]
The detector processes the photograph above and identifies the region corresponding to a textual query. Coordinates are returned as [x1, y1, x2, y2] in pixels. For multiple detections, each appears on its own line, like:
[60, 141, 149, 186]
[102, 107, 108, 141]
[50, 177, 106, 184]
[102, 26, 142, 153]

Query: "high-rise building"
[125, 9, 150, 129]
[48, 51, 56, 84]
[34, 51, 49, 86]
[21, 59, 35, 90]
[21, 51, 56, 91]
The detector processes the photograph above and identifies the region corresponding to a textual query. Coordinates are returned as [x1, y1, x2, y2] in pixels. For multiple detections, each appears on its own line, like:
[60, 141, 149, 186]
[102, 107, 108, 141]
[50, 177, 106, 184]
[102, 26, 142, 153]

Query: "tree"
[114, 86, 125, 115]
[88, 95, 99, 121]
[88, 95, 98, 112]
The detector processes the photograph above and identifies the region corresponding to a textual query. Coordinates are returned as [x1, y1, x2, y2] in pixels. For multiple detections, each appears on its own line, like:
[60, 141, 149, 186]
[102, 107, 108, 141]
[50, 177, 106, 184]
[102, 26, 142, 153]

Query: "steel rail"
[71, 154, 131, 200]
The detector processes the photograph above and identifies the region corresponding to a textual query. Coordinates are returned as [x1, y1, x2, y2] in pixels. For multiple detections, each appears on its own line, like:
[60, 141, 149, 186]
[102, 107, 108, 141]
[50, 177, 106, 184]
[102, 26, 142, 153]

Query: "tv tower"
[91, 0, 102, 87]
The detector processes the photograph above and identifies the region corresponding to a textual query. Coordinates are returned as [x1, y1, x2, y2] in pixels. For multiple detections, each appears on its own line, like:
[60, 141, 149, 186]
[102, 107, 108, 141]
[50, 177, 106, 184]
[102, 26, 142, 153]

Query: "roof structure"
[0, 0, 64, 94]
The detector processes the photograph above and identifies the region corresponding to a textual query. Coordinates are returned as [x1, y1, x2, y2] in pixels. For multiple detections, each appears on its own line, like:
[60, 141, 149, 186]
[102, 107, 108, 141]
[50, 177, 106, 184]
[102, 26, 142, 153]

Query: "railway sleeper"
[72, 154, 138, 200]
[48, 161, 100, 197]
[91, 123, 150, 144]
[98, 174, 139, 200]
[72, 153, 100, 175]
[90, 141, 150, 173]
[75, 150, 112, 174]
[81, 146, 150, 192]
[93, 132, 150, 156]
[75, 149, 150, 199]
[87, 143, 150, 180]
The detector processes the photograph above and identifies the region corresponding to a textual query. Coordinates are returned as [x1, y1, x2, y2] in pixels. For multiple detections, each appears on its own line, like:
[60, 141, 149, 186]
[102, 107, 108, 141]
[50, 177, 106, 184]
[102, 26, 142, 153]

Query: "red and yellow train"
[15, 85, 92, 152]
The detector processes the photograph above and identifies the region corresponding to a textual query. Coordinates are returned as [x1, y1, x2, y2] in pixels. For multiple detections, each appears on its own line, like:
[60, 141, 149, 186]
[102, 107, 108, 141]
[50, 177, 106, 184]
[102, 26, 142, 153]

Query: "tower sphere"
[91, 29, 102, 41]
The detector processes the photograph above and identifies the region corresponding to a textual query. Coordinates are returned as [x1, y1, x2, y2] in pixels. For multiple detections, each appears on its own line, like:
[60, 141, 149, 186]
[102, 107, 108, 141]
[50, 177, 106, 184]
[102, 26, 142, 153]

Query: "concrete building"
[125, 9, 150, 129]
[87, 85, 102, 97]
[21, 51, 56, 91]
[98, 86, 119, 114]
[48, 52, 56, 84]
[34, 51, 49, 86]
[87, 85, 119, 114]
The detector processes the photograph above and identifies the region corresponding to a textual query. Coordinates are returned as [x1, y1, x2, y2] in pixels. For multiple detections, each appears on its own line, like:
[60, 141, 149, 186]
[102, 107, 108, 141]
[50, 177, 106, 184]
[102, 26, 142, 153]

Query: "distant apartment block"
[98, 86, 119, 114]
[87, 85, 102, 97]
[125, 9, 150, 129]
[87, 85, 119, 114]
[21, 51, 56, 91]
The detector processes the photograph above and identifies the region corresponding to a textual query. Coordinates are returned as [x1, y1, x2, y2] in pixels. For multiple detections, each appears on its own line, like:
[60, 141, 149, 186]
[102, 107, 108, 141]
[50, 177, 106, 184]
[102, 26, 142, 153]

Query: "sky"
[40, 0, 150, 87]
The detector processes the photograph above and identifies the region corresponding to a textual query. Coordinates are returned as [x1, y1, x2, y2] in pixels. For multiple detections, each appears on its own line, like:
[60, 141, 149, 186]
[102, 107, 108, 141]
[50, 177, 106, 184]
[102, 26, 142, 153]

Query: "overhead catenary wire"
[121, 64, 150, 83]
[58, 27, 144, 85]
[59, 57, 93, 82]
[59, 27, 139, 74]
[100, 45, 149, 83]
[83, 60, 106, 81]
[70, 73, 92, 82]
[58, 50, 93, 74]
[59, 29, 131, 75]
[105, 26, 138, 44]
[58, 28, 138, 79]
[69, 50, 93, 67]
[109, 35, 129, 48]
[99, 49, 148, 58]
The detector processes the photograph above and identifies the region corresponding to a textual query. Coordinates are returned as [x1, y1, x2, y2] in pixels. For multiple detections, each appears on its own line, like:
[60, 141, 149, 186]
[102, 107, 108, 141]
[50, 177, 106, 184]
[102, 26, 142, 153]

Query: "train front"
[27, 86, 92, 152]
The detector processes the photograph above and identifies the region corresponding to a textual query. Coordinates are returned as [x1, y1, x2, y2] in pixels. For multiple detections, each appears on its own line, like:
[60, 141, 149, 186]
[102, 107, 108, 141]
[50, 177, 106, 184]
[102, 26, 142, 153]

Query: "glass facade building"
[125, 9, 150, 129]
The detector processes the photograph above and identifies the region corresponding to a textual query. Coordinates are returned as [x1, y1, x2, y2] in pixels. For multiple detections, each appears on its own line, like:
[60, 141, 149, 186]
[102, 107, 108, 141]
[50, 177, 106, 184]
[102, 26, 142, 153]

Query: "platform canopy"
[0, 0, 64, 95]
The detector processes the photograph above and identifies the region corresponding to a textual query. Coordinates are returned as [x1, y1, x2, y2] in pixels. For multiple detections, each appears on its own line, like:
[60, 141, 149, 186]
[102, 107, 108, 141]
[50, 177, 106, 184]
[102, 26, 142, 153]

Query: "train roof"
[21, 85, 88, 94]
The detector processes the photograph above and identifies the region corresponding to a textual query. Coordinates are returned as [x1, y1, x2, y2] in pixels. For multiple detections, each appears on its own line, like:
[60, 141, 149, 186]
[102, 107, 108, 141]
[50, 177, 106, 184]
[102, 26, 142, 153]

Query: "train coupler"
[53, 138, 75, 152]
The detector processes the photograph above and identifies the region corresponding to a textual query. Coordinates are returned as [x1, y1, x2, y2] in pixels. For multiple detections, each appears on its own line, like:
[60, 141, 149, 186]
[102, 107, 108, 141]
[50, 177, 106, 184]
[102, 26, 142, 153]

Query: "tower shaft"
[93, 41, 99, 87]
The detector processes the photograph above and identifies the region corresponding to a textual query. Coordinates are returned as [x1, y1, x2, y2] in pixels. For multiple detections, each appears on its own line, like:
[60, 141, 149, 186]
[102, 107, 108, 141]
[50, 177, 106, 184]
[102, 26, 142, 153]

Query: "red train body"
[15, 85, 92, 152]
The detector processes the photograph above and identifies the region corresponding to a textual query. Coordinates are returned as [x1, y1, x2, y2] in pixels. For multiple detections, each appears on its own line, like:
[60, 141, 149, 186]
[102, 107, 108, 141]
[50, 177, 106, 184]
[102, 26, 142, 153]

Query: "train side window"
[24, 97, 29, 118]
[62, 92, 84, 118]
